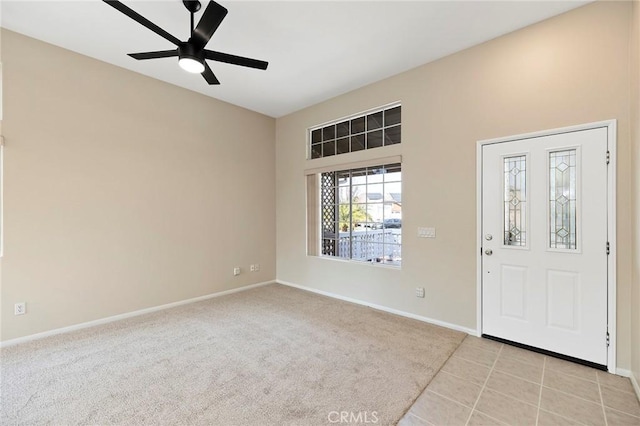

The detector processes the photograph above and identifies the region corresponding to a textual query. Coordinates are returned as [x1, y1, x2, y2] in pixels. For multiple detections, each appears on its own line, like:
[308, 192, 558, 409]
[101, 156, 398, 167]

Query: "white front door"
[481, 127, 609, 366]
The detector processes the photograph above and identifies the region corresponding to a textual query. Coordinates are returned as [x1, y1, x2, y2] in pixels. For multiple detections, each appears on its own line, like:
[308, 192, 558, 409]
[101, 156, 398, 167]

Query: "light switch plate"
[418, 227, 436, 238]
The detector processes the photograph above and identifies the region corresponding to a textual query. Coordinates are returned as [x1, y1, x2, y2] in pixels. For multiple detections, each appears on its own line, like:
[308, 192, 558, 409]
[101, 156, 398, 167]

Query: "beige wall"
[276, 1, 635, 369]
[630, 0, 640, 388]
[0, 30, 276, 342]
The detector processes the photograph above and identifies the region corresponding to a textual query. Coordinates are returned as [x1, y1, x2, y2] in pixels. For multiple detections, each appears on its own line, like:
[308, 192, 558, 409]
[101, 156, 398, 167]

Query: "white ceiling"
[1, 1, 590, 118]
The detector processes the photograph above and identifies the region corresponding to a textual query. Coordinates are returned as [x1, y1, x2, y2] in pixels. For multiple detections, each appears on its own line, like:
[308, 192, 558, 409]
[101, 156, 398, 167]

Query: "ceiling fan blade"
[190, 1, 228, 50]
[103, 1, 181, 46]
[204, 50, 268, 70]
[202, 63, 220, 85]
[128, 50, 178, 60]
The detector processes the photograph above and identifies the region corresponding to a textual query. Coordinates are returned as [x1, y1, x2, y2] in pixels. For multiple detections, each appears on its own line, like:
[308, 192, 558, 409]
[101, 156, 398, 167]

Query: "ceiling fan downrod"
[183, 0, 201, 33]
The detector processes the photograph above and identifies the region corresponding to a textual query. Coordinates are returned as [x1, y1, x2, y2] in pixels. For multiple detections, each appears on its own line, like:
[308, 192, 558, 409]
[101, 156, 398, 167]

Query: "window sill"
[310, 254, 402, 270]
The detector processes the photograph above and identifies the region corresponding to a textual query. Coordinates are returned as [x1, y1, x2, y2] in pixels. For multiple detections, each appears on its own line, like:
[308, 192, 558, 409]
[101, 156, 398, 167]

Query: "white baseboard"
[616, 368, 631, 377]
[612, 369, 640, 401]
[629, 371, 640, 401]
[0, 280, 276, 348]
[276, 279, 477, 335]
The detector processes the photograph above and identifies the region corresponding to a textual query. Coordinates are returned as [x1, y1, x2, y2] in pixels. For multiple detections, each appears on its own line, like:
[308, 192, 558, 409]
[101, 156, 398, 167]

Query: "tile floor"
[399, 336, 640, 426]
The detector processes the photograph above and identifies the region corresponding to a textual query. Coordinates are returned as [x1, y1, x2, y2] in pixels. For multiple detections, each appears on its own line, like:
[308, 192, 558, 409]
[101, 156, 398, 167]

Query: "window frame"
[315, 162, 402, 267]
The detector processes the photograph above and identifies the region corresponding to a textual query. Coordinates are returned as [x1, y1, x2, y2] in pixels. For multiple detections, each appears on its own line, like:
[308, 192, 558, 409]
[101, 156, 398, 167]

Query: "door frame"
[475, 120, 617, 373]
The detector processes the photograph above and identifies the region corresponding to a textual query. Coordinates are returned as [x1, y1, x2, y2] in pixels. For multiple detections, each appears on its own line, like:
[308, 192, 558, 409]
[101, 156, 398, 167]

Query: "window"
[503, 155, 527, 247]
[306, 104, 402, 266]
[309, 105, 401, 159]
[319, 163, 402, 266]
[549, 149, 577, 250]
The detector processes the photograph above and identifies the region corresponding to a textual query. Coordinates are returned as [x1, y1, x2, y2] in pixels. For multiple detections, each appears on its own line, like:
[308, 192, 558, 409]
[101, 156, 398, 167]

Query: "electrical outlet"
[233, 267, 240, 276]
[15, 302, 26, 315]
[415, 288, 425, 298]
[254, 263, 260, 272]
[250, 264, 255, 272]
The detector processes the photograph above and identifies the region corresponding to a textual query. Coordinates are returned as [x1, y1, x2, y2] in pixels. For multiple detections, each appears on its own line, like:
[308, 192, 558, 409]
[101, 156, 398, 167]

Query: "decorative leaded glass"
[504, 155, 527, 247]
[549, 150, 577, 249]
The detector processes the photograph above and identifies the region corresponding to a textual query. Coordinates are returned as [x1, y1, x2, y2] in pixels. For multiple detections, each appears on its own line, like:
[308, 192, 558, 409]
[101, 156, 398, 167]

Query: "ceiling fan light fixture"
[179, 56, 205, 73]
[178, 42, 205, 74]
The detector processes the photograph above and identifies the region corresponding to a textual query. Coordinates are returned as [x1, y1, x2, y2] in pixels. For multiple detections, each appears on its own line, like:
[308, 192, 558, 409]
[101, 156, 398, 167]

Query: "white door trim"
[476, 120, 617, 373]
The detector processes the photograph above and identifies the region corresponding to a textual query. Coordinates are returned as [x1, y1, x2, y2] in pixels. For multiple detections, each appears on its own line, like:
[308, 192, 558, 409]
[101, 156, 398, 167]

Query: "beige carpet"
[0, 284, 464, 425]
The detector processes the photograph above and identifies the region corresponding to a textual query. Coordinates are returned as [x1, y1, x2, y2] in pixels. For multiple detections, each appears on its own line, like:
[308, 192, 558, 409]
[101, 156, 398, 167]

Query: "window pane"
[366, 183, 384, 203]
[322, 125, 335, 141]
[366, 130, 383, 149]
[367, 111, 383, 130]
[366, 171, 383, 184]
[504, 155, 527, 247]
[322, 140, 335, 157]
[384, 126, 401, 145]
[311, 129, 322, 144]
[351, 186, 367, 203]
[351, 116, 365, 134]
[338, 187, 350, 204]
[336, 121, 350, 138]
[351, 168, 367, 183]
[336, 137, 350, 154]
[351, 134, 365, 152]
[352, 203, 371, 228]
[384, 106, 401, 126]
[337, 233, 350, 259]
[549, 150, 577, 249]
[311, 143, 322, 159]
[338, 204, 351, 233]
[384, 163, 402, 180]
[367, 243, 386, 263]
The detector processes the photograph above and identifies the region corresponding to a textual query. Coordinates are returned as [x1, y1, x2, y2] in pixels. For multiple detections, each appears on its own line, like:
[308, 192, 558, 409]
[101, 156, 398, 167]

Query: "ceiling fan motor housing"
[179, 43, 204, 63]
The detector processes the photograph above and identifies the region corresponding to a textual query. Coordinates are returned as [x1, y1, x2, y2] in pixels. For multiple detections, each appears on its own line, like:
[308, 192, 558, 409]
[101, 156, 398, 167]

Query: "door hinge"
[606, 331, 610, 347]
[606, 242, 610, 255]
[606, 150, 610, 165]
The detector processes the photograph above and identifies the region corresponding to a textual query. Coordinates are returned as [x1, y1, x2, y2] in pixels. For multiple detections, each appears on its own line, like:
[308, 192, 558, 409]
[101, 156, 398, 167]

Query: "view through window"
[320, 163, 402, 266]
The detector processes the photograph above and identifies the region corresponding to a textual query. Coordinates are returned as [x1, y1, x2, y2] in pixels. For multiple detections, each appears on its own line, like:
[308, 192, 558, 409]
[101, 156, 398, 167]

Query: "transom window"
[309, 105, 401, 159]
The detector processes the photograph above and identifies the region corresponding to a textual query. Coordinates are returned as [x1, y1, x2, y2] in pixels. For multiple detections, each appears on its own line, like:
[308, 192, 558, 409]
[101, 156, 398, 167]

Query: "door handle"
[485, 249, 493, 256]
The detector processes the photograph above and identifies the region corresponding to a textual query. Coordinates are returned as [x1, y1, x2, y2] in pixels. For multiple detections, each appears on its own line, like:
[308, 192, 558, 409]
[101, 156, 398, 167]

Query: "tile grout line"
[475, 386, 539, 410]
[471, 409, 510, 426]
[451, 354, 496, 370]
[424, 389, 475, 410]
[597, 369, 609, 426]
[598, 380, 639, 396]
[540, 383, 609, 406]
[463, 343, 504, 426]
[535, 356, 546, 426]
[606, 406, 640, 419]
[537, 408, 590, 426]
[453, 350, 539, 370]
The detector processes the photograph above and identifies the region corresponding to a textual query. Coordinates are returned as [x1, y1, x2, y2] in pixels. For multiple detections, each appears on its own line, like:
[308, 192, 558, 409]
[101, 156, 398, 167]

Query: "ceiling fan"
[103, 0, 268, 85]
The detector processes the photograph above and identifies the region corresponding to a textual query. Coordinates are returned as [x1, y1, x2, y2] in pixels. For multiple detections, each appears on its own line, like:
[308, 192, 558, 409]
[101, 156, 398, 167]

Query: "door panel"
[546, 270, 579, 331]
[500, 265, 527, 320]
[482, 127, 608, 365]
